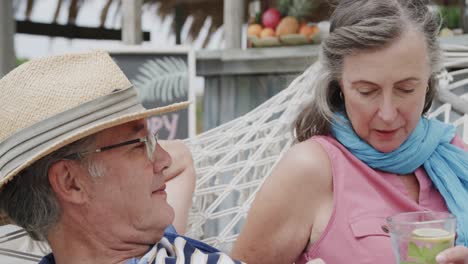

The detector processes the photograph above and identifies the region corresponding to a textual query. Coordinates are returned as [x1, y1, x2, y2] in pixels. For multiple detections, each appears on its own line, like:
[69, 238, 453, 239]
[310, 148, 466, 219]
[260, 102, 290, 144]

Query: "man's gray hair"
[294, 0, 442, 142]
[0, 135, 104, 241]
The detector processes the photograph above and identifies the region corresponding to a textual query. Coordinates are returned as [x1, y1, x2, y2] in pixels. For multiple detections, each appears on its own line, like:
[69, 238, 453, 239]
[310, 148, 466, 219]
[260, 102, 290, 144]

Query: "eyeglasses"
[66, 132, 158, 162]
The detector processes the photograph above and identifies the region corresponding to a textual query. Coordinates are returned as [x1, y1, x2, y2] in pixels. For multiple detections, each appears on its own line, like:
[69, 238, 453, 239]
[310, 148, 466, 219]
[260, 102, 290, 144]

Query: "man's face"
[78, 119, 174, 244]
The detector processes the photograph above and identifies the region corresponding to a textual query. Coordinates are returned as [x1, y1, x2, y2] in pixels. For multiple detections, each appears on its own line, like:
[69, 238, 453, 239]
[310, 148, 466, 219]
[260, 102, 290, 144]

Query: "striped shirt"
[39, 230, 242, 264]
[126, 233, 241, 264]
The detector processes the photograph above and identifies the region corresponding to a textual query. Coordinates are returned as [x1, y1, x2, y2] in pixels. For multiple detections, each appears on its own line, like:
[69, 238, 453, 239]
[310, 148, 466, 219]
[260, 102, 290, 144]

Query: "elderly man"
[0, 51, 240, 264]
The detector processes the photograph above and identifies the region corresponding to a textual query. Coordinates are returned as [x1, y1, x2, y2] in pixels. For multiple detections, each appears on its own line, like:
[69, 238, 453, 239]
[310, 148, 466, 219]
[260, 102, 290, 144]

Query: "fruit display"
[247, 1, 322, 48]
[262, 8, 281, 29]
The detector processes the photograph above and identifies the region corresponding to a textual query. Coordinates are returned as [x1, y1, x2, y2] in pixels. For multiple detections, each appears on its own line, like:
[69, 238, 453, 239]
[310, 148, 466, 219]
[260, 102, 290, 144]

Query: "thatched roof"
[14, 0, 225, 40]
[16, 0, 457, 36]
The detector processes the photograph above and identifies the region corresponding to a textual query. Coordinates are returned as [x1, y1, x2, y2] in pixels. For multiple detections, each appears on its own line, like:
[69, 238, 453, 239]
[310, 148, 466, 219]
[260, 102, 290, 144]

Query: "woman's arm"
[231, 140, 333, 264]
[160, 140, 196, 234]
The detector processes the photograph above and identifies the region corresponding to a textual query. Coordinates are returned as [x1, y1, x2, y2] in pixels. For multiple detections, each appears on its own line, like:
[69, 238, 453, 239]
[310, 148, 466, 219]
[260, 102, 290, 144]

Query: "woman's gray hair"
[295, 0, 442, 142]
[0, 135, 102, 241]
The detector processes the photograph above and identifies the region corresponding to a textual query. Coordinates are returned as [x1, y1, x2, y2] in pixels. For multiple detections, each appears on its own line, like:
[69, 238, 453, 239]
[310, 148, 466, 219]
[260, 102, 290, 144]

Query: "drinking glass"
[386, 211, 456, 264]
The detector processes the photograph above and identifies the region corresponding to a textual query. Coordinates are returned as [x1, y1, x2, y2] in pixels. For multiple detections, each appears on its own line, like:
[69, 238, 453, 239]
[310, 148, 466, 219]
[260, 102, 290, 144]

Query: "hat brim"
[0, 101, 189, 225]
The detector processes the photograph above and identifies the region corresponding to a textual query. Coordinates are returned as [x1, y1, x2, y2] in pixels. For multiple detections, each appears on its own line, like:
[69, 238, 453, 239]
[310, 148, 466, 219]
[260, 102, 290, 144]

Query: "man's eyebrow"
[133, 123, 146, 133]
[123, 123, 146, 140]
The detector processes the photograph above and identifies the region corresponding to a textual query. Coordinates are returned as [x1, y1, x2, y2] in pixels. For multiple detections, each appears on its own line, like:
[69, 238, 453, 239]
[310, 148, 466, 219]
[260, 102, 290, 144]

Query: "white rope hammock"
[184, 62, 316, 251]
[1, 45, 467, 263]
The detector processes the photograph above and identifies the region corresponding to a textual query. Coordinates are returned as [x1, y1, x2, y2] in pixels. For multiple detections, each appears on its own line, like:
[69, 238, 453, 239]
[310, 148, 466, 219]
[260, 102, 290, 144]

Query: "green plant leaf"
[277, 0, 290, 16]
[16, 58, 28, 66]
[439, 6, 460, 29]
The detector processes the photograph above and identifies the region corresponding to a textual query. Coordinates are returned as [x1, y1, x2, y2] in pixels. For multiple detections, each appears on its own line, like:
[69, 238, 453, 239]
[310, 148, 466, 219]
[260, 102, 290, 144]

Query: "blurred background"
[1, 0, 468, 138]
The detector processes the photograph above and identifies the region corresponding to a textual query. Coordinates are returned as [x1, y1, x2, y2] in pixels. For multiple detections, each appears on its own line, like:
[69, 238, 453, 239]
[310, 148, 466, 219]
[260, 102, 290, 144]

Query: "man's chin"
[160, 205, 176, 230]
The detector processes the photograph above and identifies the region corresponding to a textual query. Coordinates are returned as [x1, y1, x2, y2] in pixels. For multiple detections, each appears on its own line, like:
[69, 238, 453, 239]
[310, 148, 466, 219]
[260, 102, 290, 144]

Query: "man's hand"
[437, 246, 468, 264]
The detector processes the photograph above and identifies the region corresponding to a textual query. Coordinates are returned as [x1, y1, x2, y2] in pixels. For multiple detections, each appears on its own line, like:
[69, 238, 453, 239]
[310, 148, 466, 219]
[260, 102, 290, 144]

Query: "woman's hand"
[307, 259, 326, 264]
[436, 246, 468, 264]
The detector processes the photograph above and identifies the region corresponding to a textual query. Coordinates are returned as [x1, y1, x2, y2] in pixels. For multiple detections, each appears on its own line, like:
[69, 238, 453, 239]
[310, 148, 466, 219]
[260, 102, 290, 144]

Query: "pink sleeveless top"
[296, 135, 467, 264]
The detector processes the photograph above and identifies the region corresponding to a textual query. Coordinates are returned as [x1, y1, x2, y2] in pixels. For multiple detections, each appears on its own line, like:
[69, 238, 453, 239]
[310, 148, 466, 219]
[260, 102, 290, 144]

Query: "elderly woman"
[232, 0, 468, 263]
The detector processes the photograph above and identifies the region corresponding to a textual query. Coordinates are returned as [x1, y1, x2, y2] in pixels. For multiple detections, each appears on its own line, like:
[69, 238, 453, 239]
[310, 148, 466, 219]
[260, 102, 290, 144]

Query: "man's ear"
[48, 160, 89, 204]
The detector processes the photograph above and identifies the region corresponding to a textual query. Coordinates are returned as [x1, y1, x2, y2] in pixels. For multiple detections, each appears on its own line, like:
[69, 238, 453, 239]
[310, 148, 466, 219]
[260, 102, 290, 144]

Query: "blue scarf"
[331, 113, 468, 246]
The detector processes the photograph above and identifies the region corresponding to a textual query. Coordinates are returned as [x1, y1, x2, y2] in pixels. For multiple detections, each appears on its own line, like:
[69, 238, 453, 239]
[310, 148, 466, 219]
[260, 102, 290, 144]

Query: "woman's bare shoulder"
[278, 138, 333, 186]
[231, 138, 333, 263]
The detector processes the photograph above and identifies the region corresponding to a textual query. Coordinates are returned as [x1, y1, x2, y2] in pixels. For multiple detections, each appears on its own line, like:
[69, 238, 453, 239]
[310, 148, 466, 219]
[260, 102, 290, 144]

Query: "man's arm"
[160, 140, 196, 234]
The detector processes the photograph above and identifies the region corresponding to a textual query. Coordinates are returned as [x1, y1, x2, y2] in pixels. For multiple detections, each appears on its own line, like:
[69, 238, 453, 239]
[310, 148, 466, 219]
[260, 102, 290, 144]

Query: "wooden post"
[175, 4, 185, 45]
[224, 0, 245, 49]
[122, 0, 143, 45]
[0, 0, 16, 77]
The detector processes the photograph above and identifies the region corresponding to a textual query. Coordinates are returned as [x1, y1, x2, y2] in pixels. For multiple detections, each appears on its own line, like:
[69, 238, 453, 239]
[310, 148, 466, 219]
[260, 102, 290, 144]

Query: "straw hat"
[0, 51, 189, 223]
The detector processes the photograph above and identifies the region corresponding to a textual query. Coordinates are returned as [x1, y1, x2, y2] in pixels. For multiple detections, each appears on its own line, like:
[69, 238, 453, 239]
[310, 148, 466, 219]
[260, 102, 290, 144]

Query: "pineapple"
[277, 0, 317, 21]
[277, 0, 291, 17]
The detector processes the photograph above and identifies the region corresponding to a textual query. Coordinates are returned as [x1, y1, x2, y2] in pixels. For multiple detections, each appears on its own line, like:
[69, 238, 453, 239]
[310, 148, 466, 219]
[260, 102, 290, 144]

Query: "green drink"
[387, 212, 456, 264]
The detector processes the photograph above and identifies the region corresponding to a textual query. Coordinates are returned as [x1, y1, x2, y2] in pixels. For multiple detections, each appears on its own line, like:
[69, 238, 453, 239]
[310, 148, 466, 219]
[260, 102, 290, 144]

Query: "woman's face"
[340, 30, 431, 153]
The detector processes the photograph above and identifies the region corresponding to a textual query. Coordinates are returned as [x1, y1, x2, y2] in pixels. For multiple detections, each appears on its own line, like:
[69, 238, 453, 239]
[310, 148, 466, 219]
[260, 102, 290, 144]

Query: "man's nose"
[153, 143, 172, 173]
[377, 95, 398, 123]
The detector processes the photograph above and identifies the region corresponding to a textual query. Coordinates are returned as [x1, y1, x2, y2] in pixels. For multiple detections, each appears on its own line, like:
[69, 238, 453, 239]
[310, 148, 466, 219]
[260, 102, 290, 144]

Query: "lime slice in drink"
[411, 228, 454, 242]
[408, 228, 454, 262]
[412, 228, 450, 237]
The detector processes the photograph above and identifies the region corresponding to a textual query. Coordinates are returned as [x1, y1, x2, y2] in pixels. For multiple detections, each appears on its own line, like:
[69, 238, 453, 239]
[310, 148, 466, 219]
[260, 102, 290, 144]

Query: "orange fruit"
[247, 24, 263, 38]
[260, 28, 276, 38]
[299, 25, 319, 38]
[276, 16, 299, 36]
